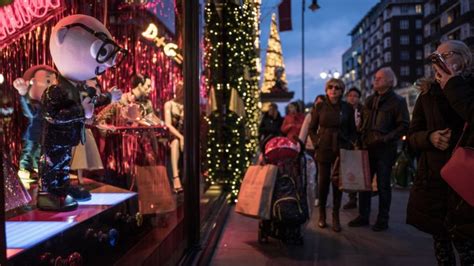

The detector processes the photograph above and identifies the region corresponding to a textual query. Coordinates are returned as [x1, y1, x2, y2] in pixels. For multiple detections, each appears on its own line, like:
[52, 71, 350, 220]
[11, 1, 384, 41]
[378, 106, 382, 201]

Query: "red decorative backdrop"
[0, 0, 182, 165]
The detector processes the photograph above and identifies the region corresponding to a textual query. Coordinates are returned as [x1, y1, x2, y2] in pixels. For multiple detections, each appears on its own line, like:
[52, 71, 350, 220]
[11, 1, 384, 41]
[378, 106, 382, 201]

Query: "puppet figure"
[13, 65, 57, 184]
[38, 14, 126, 211]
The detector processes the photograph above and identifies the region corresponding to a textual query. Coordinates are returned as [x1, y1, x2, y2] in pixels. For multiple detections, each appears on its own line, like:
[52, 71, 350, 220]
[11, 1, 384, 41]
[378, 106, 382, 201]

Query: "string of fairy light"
[204, 0, 261, 200]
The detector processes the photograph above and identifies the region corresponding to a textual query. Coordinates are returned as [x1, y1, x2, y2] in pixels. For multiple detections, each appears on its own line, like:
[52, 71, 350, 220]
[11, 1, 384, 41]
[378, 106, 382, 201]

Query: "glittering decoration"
[0, 0, 180, 167]
[204, 1, 261, 199]
[0, 0, 64, 48]
[261, 13, 287, 93]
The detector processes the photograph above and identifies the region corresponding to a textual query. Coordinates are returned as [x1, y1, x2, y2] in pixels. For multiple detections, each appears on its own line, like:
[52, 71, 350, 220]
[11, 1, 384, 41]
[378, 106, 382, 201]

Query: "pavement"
[210, 188, 437, 266]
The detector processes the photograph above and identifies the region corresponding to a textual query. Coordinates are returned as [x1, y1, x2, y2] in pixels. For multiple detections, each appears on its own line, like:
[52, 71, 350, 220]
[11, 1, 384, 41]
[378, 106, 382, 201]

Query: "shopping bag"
[235, 165, 278, 219]
[338, 149, 372, 191]
[135, 166, 177, 214]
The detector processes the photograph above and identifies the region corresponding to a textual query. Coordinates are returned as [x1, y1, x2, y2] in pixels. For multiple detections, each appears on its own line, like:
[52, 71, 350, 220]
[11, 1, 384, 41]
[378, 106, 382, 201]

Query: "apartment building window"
[415, 4, 422, 14]
[384, 22, 391, 33]
[400, 66, 410, 76]
[400, 51, 410, 61]
[447, 5, 460, 25]
[416, 67, 424, 76]
[400, 35, 410, 45]
[425, 25, 431, 37]
[384, 52, 392, 63]
[431, 19, 441, 34]
[416, 50, 423, 60]
[416, 35, 423, 45]
[384, 37, 391, 48]
[448, 29, 461, 40]
[400, 19, 409, 30]
[416, 19, 422, 29]
[400, 5, 410, 14]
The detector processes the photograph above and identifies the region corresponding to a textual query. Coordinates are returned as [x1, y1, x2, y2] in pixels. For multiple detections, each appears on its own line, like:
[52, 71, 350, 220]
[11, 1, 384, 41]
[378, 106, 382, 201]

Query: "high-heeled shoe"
[173, 177, 183, 193]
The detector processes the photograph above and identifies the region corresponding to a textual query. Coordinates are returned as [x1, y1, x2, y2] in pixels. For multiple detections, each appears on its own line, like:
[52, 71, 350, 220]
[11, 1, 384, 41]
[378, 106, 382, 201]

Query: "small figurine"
[13, 65, 57, 184]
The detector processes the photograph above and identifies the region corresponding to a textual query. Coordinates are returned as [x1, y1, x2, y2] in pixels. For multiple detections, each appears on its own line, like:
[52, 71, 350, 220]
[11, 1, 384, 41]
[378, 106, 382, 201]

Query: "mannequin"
[164, 81, 184, 193]
[13, 65, 57, 184]
[39, 14, 126, 211]
[71, 78, 122, 184]
[100, 73, 160, 126]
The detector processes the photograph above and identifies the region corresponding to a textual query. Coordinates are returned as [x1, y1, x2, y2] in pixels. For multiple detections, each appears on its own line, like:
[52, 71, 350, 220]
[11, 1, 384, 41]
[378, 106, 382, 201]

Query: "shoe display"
[348, 216, 369, 227]
[173, 177, 184, 193]
[67, 185, 92, 202]
[37, 191, 78, 212]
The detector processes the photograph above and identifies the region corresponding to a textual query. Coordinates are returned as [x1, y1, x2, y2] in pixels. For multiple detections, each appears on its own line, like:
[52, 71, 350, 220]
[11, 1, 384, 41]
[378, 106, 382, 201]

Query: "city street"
[211, 188, 436, 266]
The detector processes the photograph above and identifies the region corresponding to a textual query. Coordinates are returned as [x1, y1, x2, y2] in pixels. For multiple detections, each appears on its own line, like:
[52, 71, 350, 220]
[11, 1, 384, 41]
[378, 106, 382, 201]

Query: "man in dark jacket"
[348, 67, 410, 231]
[259, 102, 283, 142]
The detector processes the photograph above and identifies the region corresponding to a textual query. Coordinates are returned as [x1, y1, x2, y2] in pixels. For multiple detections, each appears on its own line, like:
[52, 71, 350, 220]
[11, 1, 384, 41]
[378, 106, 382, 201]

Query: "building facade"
[343, 0, 425, 99]
[423, 0, 474, 76]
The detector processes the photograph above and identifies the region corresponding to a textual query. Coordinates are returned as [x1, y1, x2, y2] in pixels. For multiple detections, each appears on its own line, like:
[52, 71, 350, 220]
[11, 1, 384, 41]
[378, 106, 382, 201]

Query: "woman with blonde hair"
[309, 78, 356, 232]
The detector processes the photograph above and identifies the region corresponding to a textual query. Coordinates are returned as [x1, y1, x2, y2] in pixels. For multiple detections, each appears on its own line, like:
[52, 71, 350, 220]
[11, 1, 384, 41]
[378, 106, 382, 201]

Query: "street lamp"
[309, 0, 320, 11]
[302, 0, 319, 105]
[320, 70, 341, 80]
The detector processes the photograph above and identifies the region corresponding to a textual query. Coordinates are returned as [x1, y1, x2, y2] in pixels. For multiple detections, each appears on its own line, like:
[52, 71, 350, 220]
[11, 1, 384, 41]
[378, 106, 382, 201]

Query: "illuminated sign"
[142, 23, 183, 64]
[0, 0, 63, 47]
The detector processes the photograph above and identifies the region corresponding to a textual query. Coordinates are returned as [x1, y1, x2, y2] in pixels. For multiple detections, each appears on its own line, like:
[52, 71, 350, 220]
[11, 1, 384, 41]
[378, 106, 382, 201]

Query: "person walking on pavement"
[259, 102, 283, 142]
[343, 87, 363, 210]
[299, 95, 325, 207]
[309, 78, 357, 232]
[281, 102, 305, 142]
[348, 67, 409, 232]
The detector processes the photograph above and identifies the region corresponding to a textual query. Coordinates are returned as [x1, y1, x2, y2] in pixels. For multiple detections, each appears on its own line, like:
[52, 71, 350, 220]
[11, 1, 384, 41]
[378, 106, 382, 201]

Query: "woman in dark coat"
[406, 78, 464, 265]
[259, 102, 283, 142]
[434, 39, 474, 265]
[309, 78, 357, 232]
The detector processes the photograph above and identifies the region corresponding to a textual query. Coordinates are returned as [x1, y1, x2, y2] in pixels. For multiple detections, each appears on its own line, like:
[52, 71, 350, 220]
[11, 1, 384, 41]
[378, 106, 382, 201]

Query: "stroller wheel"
[258, 228, 268, 244]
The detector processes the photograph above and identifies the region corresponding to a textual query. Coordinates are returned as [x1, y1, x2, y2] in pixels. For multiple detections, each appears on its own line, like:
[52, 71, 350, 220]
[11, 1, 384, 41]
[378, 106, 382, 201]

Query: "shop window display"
[0, 0, 220, 265]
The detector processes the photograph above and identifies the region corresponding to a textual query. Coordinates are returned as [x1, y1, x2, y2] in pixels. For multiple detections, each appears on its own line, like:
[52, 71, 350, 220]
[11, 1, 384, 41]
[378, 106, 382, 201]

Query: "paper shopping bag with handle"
[339, 149, 372, 191]
[235, 165, 278, 219]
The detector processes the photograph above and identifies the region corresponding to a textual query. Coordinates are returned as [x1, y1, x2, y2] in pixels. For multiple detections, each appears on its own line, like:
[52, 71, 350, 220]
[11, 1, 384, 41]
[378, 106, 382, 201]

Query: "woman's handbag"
[441, 123, 474, 206]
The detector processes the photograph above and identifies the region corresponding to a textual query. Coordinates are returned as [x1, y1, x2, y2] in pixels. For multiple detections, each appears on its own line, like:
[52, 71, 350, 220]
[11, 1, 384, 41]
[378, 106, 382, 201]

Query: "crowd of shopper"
[258, 39, 474, 265]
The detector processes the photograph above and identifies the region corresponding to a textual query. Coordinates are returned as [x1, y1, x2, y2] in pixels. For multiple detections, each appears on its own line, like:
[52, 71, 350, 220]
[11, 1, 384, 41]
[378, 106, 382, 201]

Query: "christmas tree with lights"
[261, 13, 288, 94]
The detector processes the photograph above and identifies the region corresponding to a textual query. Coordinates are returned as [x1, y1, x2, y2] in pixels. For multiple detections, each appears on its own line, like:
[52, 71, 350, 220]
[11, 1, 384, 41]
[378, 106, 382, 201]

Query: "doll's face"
[29, 70, 57, 101]
[137, 78, 153, 97]
[50, 15, 126, 81]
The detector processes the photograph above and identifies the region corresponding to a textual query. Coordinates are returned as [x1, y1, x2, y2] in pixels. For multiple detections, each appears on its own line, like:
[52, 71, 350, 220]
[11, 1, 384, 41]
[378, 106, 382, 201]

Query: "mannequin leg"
[77, 169, 84, 185]
[170, 139, 183, 192]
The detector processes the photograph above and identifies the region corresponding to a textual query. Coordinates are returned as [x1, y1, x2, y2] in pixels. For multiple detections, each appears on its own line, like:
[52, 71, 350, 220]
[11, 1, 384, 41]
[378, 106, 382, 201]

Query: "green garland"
[204, 1, 260, 200]
[0, 0, 13, 7]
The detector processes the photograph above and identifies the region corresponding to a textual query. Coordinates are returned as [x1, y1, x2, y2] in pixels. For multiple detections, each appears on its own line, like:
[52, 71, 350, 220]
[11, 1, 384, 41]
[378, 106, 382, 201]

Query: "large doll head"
[23, 65, 57, 101]
[49, 14, 127, 81]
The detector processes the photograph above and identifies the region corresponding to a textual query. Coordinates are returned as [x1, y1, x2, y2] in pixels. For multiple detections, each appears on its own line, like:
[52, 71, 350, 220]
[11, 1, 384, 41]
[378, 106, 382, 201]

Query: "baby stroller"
[258, 136, 310, 245]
